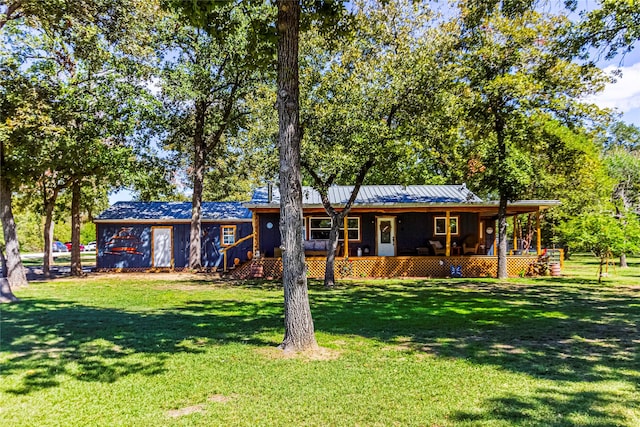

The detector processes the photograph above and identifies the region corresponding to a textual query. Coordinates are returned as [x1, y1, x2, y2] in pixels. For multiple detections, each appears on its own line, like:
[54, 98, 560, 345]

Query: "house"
[236, 185, 560, 278]
[94, 202, 253, 271]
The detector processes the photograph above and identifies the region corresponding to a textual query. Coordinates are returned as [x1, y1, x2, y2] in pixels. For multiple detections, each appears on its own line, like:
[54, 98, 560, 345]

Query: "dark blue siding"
[359, 213, 376, 255]
[259, 214, 281, 258]
[98, 221, 252, 270]
[97, 224, 152, 269]
[458, 212, 479, 246]
[174, 224, 190, 268]
[396, 213, 429, 254]
[201, 223, 222, 268]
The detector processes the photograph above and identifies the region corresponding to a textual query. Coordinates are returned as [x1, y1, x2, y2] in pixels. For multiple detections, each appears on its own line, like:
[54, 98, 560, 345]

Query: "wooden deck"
[231, 255, 548, 279]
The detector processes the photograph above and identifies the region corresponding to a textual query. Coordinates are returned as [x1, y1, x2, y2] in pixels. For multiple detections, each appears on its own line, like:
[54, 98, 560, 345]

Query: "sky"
[590, 51, 640, 125]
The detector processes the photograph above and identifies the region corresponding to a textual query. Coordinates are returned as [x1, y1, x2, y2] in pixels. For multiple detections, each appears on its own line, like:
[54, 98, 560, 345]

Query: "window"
[221, 225, 236, 246]
[434, 216, 459, 236]
[309, 217, 360, 241]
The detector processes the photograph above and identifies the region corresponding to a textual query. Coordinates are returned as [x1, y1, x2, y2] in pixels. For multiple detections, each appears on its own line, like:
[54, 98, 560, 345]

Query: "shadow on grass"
[312, 280, 640, 380]
[309, 279, 640, 425]
[3, 276, 639, 425]
[453, 389, 625, 427]
[1, 297, 282, 395]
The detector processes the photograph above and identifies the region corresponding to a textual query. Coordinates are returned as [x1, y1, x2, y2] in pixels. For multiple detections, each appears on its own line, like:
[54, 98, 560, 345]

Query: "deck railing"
[231, 254, 552, 280]
[221, 234, 254, 272]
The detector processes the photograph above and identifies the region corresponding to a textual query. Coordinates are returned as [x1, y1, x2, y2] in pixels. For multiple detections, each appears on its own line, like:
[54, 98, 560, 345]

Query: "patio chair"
[462, 234, 479, 255]
[463, 242, 479, 255]
[429, 240, 446, 256]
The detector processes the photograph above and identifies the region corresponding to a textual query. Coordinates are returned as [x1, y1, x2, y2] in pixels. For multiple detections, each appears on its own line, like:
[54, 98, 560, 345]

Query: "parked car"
[52, 241, 68, 252]
[85, 241, 96, 251]
[64, 241, 85, 252]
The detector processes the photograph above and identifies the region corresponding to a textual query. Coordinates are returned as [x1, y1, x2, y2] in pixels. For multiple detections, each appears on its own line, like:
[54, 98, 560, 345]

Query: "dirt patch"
[208, 394, 235, 403]
[166, 404, 205, 418]
[256, 346, 341, 361]
[166, 394, 235, 418]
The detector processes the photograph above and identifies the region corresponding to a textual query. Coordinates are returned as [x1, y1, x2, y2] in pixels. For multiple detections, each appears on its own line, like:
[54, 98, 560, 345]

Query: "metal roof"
[248, 185, 483, 206]
[95, 201, 252, 222]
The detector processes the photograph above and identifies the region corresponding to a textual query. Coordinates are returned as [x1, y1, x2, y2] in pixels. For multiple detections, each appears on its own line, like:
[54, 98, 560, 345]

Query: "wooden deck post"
[536, 209, 542, 255]
[445, 210, 451, 257]
[343, 215, 349, 258]
[513, 215, 518, 253]
[252, 213, 259, 255]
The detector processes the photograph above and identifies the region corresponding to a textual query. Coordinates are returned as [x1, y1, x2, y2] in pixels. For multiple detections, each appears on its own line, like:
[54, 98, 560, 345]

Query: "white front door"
[376, 217, 396, 256]
[152, 227, 172, 268]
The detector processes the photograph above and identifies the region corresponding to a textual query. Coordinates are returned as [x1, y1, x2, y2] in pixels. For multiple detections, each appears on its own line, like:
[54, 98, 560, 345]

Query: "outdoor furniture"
[463, 242, 479, 255]
[416, 247, 430, 256]
[303, 240, 342, 257]
[429, 240, 446, 256]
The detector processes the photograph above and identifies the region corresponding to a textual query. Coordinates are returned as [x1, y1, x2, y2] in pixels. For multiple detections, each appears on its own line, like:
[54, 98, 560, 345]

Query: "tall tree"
[2, 0, 156, 277]
[603, 122, 640, 267]
[522, 118, 611, 255]
[276, 0, 317, 351]
[169, 0, 343, 352]
[562, 208, 640, 282]
[155, 4, 272, 270]
[0, 53, 43, 293]
[454, 1, 609, 278]
[299, 0, 452, 287]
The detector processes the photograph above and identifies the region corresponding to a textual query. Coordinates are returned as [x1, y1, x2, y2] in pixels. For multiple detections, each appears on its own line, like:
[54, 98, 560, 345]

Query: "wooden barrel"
[550, 263, 561, 277]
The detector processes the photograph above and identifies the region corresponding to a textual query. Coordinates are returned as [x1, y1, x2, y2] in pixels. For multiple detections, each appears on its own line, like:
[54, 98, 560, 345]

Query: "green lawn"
[1, 255, 639, 426]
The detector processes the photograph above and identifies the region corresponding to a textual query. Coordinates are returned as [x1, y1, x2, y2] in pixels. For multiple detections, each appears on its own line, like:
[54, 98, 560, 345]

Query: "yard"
[1, 255, 638, 426]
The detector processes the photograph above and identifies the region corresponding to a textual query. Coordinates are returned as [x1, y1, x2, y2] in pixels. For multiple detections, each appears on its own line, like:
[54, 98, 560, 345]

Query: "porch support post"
[445, 210, 451, 257]
[343, 215, 349, 258]
[513, 215, 518, 254]
[536, 209, 542, 255]
[252, 213, 259, 255]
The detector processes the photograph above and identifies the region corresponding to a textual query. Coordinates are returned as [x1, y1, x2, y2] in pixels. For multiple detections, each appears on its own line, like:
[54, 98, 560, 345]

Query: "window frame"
[434, 216, 460, 236]
[308, 216, 361, 241]
[302, 216, 307, 241]
[221, 225, 237, 246]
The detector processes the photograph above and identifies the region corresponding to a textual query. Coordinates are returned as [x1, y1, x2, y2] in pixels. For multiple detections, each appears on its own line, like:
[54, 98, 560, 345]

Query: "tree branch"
[0, 1, 23, 30]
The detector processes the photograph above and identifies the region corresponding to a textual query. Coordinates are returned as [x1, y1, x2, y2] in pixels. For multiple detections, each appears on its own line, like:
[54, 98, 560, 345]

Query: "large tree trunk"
[494, 113, 508, 279]
[0, 244, 7, 278]
[0, 245, 18, 302]
[598, 257, 604, 284]
[189, 101, 206, 271]
[0, 174, 25, 300]
[620, 253, 628, 268]
[70, 180, 82, 276]
[324, 214, 342, 288]
[43, 196, 57, 278]
[276, 0, 317, 352]
[496, 195, 508, 279]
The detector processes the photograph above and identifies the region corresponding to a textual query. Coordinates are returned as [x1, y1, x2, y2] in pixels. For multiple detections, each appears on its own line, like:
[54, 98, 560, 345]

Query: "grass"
[1, 255, 639, 426]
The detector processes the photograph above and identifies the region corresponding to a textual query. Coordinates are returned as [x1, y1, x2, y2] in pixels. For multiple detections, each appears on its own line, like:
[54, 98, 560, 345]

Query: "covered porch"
[243, 185, 561, 279]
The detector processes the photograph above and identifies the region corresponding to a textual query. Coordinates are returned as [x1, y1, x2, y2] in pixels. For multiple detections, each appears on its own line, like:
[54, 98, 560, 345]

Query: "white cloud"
[589, 62, 640, 112]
